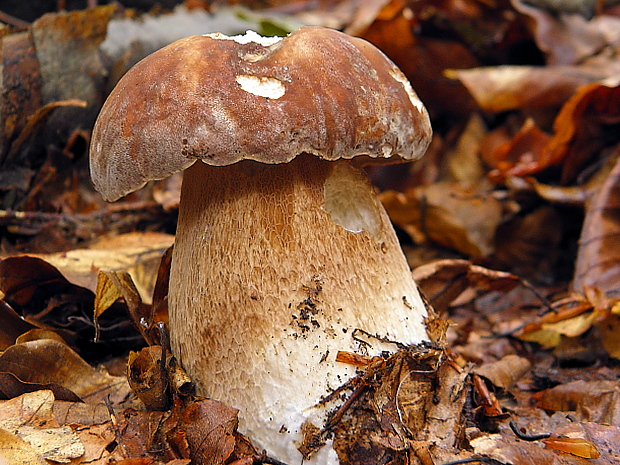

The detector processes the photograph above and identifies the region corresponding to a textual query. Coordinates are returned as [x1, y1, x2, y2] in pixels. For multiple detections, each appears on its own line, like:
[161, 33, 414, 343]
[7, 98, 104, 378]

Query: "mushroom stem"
[169, 154, 428, 464]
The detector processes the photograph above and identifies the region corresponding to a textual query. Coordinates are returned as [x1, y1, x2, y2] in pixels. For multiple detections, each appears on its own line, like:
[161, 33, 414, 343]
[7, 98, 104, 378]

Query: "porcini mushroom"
[90, 27, 432, 464]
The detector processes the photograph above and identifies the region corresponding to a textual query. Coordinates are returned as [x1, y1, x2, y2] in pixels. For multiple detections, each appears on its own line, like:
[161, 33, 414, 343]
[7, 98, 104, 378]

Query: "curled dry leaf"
[543, 77, 620, 184]
[0, 254, 145, 358]
[412, 258, 545, 314]
[484, 118, 551, 183]
[127, 346, 171, 411]
[472, 354, 532, 391]
[0, 255, 85, 308]
[0, 371, 82, 402]
[572, 152, 620, 299]
[0, 339, 131, 404]
[0, 300, 36, 351]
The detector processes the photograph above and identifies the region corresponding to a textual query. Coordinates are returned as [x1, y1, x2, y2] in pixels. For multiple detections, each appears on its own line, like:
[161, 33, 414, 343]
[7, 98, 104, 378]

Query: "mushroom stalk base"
[169, 154, 428, 464]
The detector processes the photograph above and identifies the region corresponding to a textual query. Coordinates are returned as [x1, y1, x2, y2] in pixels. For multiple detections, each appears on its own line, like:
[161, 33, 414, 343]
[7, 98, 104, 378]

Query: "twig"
[104, 396, 129, 459]
[0, 200, 165, 236]
[441, 458, 505, 465]
[0, 10, 30, 29]
[509, 420, 551, 441]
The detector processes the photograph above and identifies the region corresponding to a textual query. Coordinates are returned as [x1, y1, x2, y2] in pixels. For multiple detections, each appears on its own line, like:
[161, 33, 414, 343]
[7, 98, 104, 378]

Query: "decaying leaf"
[0, 338, 131, 404]
[381, 181, 503, 257]
[534, 380, 620, 425]
[127, 346, 171, 411]
[0, 254, 145, 358]
[543, 436, 601, 459]
[0, 390, 85, 463]
[39, 232, 174, 299]
[572, 152, 620, 299]
[0, 427, 48, 465]
[473, 354, 532, 391]
[412, 258, 547, 314]
[469, 433, 562, 464]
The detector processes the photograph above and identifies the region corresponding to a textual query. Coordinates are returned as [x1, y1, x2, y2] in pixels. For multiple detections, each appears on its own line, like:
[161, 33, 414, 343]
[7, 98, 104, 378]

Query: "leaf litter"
[0, 0, 620, 464]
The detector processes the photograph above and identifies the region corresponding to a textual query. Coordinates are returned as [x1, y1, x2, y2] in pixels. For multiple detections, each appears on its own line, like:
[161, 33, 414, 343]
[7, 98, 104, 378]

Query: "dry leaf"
[381, 182, 502, 257]
[446, 65, 598, 112]
[0, 254, 144, 358]
[0, 339, 131, 404]
[127, 346, 170, 411]
[0, 390, 84, 463]
[0, 300, 36, 350]
[38, 232, 174, 299]
[543, 77, 620, 184]
[572, 152, 620, 299]
[470, 433, 562, 464]
[472, 355, 532, 390]
[412, 258, 544, 314]
[543, 436, 601, 459]
[512, 0, 620, 63]
[0, 427, 48, 465]
[534, 380, 620, 425]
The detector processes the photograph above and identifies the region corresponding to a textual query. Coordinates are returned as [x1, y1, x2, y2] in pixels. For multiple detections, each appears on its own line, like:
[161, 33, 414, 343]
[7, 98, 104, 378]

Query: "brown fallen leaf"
[544, 422, 620, 462]
[0, 338, 131, 404]
[127, 346, 171, 411]
[38, 231, 174, 299]
[572, 151, 620, 299]
[469, 432, 563, 464]
[472, 354, 532, 391]
[0, 300, 36, 351]
[534, 380, 620, 425]
[484, 117, 551, 183]
[542, 77, 620, 184]
[0, 390, 85, 463]
[381, 181, 503, 258]
[0, 427, 48, 465]
[412, 258, 548, 314]
[446, 65, 600, 113]
[181, 400, 241, 465]
[512, 0, 620, 64]
[0, 254, 144, 359]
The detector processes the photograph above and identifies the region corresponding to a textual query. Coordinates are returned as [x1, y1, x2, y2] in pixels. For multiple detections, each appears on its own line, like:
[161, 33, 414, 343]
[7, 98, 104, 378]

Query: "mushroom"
[90, 27, 432, 464]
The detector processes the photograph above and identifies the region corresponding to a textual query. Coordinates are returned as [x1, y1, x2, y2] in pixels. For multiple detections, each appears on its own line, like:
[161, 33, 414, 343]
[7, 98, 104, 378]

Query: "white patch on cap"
[236, 75, 285, 99]
[389, 67, 424, 113]
[204, 30, 282, 47]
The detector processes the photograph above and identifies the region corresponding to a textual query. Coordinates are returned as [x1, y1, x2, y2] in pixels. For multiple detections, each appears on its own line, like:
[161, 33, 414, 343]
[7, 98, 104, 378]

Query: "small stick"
[509, 420, 551, 441]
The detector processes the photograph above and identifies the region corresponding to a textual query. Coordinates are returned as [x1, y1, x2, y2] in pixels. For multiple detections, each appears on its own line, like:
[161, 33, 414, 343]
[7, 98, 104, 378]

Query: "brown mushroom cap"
[90, 26, 432, 202]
